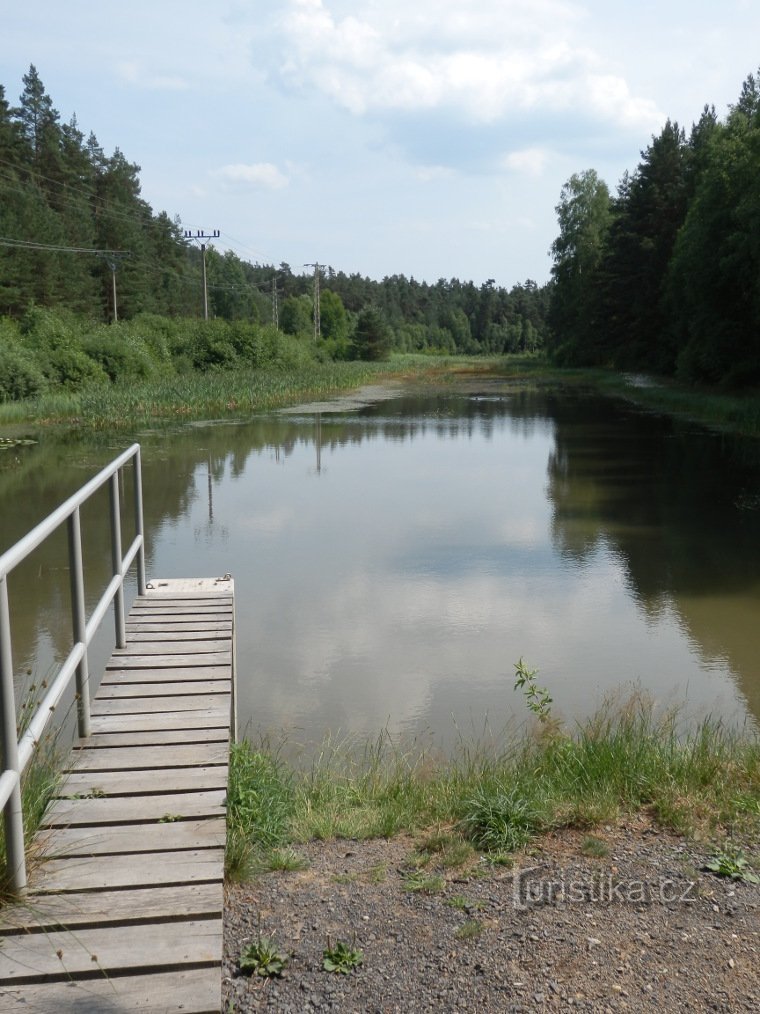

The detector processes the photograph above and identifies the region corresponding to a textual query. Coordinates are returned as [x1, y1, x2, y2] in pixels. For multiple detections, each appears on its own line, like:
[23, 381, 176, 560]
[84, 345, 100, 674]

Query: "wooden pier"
[0, 577, 235, 1013]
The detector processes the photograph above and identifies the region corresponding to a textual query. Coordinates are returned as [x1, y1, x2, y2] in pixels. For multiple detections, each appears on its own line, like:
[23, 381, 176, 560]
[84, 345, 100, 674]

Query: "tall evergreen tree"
[593, 121, 689, 371]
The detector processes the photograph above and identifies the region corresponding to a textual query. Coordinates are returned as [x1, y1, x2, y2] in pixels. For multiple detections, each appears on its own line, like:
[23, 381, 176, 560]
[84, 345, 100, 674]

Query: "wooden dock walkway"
[0, 577, 235, 1013]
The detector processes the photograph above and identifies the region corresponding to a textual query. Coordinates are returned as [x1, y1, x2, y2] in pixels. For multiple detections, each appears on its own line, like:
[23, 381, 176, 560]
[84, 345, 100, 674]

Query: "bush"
[16, 307, 108, 388]
[83, 329, 157, 383]
[0, 340, 47, 401]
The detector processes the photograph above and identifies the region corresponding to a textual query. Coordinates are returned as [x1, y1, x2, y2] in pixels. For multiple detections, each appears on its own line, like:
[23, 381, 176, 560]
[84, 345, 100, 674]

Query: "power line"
[0, 235, 127, 256]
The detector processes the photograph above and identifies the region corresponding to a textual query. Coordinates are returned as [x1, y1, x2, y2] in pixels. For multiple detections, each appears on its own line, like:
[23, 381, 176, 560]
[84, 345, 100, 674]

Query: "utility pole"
[184, 229, 220, 320]
[304, 262, 322, 340]
[272, 273, 279, 329]
[96, 251, 129, 322]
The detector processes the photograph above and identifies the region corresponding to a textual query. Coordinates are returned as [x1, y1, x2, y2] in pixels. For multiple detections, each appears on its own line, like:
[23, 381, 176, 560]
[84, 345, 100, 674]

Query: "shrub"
[83, 329, 156, 383]
[0, 341, 47, 401]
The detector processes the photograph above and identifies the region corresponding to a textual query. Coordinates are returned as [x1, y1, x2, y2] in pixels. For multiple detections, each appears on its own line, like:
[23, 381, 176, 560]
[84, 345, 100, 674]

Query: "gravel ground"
[223, 816, 760, 1012]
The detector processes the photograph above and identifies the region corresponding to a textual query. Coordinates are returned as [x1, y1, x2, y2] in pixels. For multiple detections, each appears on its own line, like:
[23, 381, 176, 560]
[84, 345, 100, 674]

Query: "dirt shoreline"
[223, 816, 760, 1012]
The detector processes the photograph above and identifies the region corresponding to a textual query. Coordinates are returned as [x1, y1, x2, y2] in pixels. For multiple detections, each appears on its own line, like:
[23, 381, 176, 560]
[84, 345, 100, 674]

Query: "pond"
[3, 378, 760, 758]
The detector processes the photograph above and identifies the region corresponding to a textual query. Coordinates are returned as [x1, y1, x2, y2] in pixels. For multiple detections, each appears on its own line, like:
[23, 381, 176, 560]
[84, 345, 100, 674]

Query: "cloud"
[116, 60, 189, 91]
[275, 0, 663, 137]
[502, 147, 552, 176]
[211, 162, 290, 189]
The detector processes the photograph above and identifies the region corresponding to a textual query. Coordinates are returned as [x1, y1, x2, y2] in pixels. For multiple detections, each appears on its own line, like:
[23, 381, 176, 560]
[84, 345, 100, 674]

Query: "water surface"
[3, 380, 759, 756]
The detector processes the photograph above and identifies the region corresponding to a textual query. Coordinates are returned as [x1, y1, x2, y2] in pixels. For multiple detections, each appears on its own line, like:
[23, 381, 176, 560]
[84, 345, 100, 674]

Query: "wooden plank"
[103, 665, 231, 682]
[103, 651, 231, 667]
[112, 639, 229, 655]
[120, 628, 229, 644]
[125, 628, 230, 641]
[0, 883, 221, 933]
[89, 712, 230, 733]
[41, 790, 226, 827]
[1, 967, 222, 1013]
[90, 695, 230, 716]
[125, 620, 231, 632]
[96, 681, 230, 699]
[69, 744, 228, 769]
[79, 729, 229, 747]
[129, 601, 232, 612]
[59, 767, 228, 796]
[0, 918, 222, 982]
[34, 848, 225, 892]
[39, 819, 226, 859]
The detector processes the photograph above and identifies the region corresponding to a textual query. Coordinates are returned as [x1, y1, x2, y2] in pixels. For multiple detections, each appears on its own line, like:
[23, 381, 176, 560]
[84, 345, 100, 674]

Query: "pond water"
[3, 379, 760, 758]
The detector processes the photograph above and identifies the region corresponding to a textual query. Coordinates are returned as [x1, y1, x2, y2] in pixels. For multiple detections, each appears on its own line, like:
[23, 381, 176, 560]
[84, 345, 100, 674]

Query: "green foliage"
[353, 305, 392, 361]
[548, 64, 760, 387]
[402, 871, 446, 893]
[703, 848, 759, 883]
[322, 937, 364, 974]
[0, 337, 47, 401]
[454, 919, 484, 940]
[512, 658, 553, 721]
[239, 935, 289, 977]
[83, 328, 156, 382]
[225, 741, 296, 879]
[459, 783, 546, 852]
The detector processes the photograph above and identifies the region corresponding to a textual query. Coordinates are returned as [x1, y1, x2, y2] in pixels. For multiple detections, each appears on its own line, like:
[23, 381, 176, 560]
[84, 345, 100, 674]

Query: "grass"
[225, 692, 760, 879]
[0, 676, 67, 901]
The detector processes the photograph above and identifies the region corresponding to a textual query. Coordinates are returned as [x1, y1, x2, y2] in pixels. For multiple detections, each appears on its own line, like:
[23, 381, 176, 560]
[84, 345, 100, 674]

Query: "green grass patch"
[225, 694, 760, 881]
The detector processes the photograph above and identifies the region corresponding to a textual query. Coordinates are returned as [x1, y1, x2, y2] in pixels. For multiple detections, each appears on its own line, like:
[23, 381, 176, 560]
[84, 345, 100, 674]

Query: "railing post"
[109, 473, 126, 647]
[0, 574, 26, 893]
[67, 508, 91, 739]
[133, 447, 147, 596]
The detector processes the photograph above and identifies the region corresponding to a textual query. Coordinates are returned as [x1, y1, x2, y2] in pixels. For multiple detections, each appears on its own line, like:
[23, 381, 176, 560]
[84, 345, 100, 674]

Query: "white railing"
[0, 443, 146, 894]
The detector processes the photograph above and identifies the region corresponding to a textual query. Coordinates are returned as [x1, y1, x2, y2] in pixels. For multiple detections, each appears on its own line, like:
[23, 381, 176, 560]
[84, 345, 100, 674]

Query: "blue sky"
[4, 1, 760, 286]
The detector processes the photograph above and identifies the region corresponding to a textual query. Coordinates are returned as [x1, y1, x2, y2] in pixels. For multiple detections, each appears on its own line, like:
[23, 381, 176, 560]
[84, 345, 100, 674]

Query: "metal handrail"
[0, 443, 146, 894]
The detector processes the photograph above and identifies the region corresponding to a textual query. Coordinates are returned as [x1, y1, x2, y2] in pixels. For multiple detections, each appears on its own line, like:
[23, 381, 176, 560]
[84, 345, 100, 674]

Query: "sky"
[3, 1, 760, 288]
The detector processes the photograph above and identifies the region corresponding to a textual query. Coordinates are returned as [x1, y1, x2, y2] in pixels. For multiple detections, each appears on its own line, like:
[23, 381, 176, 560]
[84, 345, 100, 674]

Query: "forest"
[0, 66, 549, 401]
[548, 66, 760, 387]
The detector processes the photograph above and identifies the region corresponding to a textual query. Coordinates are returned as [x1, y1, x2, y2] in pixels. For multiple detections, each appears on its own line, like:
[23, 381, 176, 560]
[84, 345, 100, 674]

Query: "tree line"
[548, 67, 760, 387]
[0, 65, 550, 372]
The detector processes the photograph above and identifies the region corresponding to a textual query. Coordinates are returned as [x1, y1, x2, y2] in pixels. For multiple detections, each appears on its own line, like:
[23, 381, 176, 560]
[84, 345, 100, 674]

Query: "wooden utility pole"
[304, 262, 323, 340]
[185, 230, 220, 319]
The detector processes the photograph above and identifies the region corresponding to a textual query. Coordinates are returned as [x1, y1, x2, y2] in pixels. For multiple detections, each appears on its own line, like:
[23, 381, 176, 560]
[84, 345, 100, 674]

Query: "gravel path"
[223, 817, 760, 1012]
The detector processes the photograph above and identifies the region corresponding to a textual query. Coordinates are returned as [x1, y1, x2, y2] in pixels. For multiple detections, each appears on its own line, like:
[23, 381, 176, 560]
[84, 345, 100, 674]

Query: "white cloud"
[502, 147, 552, 176]
[276, 0, 662, 133]
[116, 60, 189, 91]
[211, 163, 290, 189]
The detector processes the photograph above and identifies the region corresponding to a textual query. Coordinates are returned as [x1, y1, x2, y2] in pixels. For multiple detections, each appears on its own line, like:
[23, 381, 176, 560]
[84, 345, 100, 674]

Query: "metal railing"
[0, 443, 146, 894]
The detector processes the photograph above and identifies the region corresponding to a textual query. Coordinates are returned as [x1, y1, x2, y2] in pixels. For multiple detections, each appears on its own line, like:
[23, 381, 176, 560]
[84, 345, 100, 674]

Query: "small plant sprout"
[513, 658, 553, 721]
[322, 935, 363, 974]
[455, 919, 483, 940]
[239, 934, 289, 977]
[704, 848, 759, 883]
[581, 835, 610, 858]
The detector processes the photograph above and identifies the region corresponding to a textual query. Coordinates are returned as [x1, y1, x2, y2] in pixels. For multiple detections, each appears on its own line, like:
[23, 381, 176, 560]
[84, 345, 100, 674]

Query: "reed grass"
[0, 357, 462, 430]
